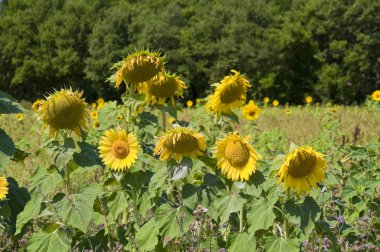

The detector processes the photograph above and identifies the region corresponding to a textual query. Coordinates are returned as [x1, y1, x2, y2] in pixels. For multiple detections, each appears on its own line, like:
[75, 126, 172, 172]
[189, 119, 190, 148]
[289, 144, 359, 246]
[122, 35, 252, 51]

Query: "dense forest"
[1, 0, 379, 104]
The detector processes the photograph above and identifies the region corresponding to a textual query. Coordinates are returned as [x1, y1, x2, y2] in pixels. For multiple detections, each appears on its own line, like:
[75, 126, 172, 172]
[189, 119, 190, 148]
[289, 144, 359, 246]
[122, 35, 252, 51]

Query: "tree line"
[1, 0, 379, 104]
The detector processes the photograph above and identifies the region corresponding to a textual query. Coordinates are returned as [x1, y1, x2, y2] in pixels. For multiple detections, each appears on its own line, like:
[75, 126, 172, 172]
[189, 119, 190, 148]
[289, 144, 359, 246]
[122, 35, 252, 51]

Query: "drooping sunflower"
[32, 99, 45, 113]
[305, 96, 313, 104]
[98, 128, 140, 171]
[39, 89, 88, 137]
[154, 127, 206, 162]
[214, 132, 260, 181]
[276, 146, 327, 194]
[242, 100, 260, 121]
[115, 50, 165, 89]
[141, 72, 186, 105]
[371, 90, 380, 102]
[206, 70, 251, 116]
[0, 177, 9, 200]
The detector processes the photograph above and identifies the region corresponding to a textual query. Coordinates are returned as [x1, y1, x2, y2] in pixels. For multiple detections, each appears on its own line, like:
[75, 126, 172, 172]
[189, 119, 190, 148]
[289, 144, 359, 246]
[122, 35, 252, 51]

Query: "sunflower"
[276, 146, 327, 194]
[32, 99, 45, 113]
[263, 97, 270, 104]
[168, 117, 175, 124]
[115, 50, 165, 89]
[16, 113, 24, 121]
[97, 98, 105, 110]
[371, 90, 380, 102]
[142, 72, 186, 105]
[91, 103, 97, 109]
[196, 98, 202, 105]
[39, 89, 88, 137]
[0, 177, 9, 200]
[272, 100, 279, 107]
[186, 100, 193, 107]
[305, 96, 313, 104]
[90, 110, 98, 119]
[206, 70, 251, 116]
[214, 132, 260, 181]
[98, 128, 140, 171]
[154, 127, 206, 162]
[242, 100, 260, 121]
[93, 120, 100, 129]
[285, 109, 291, 116]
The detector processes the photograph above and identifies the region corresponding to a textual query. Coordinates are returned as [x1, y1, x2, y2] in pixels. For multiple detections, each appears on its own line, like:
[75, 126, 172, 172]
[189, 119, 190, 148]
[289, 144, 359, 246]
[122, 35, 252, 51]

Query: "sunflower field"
[0, 50, 379, 252]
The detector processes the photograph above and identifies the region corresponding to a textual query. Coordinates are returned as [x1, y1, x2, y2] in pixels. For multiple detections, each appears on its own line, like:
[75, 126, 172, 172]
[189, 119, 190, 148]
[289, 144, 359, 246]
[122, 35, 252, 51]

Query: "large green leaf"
[55, 184, 103, 232]
[214, 193, 246, 223]
[97, 101, 120, 130]
[247, 198, 277, 233]
[157, 204, 181, 239]
[46, 138, 76, 170]
[27, 228, 71, 252]
[0, 129, 16, 170]
[229, 233, 256, 252]
[106, 190, 129, 221]
[15, 193, 43, 235]
[0, 91, 23, 114]
[29, 166, 63, 193]
[73, 142, 102, 168]
[263, 236, 299, 252]
[135, 218, 159, 251]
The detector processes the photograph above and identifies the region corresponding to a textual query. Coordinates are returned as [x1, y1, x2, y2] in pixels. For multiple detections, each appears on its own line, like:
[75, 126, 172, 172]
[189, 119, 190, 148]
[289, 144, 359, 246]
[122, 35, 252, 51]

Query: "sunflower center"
[148, 78, 178, 98]
[164, 133, 199, 153]
[112, 140, 130, 159]
[287, 152, 316, 178]
[45, 93, 85, 130]
[224, 141, 250, 167]
[219, 79, 244, 104]
[248, 111, 256, 117]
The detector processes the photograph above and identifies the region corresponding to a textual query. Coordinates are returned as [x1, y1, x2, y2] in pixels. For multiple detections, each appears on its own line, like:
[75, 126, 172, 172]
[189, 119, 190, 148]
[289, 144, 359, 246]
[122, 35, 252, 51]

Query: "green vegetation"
[1, 0, 380, 103]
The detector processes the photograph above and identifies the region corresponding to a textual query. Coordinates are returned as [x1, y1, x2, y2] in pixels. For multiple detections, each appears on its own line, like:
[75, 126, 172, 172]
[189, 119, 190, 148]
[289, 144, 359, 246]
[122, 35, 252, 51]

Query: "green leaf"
[0, 129, 16, 170]
[98, 101, 120, 130]
[27, 229, 71, 252]
[107, 190, 129, 221]
[55, 184, 103, 232]
[182, 184, 198, 209]
[247, 198, 276, 233]
[5, 178, 30, 231]
[47, 138, 76, 170]
[73, 142, 102, 168]
[0, 91, 23, 114]
[29, 166, 63, 193]
[263, 236, 299, 252]
[15, 193, 43, 235]
[284, 196, 321, 233]
[157, 205, 181, 239]
[169, 157, 192, 181]
[229, 233, 256, 252]
[135, 218, 159, 252]
[214, 193, 246, 223]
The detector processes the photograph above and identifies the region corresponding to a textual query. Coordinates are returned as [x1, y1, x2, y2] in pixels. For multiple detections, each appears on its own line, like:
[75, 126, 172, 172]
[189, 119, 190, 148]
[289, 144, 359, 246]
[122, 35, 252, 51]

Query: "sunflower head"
[90, 110, 98, 119]
[142, 72, 186, 105]
[0, 177, 9, 200]
[98, 128, 140, 171]
[305, 96, 313, 103]
[206, 70, 251, 116]
[371, 90, 380, 102]
[285, 109, 291, 116]
[186, 100, 193, 107]
[263, 97, 270, 104]
[39, 89, 88, 137]
[32, 99, 45, 113]
[115, 50, 165, 88]
[214, 132, 260, 181]
[272, 100, 279, 107]
[93, 120, 100, 129]
[276, 146, 327, 194]
[154, 127, 206, 162]
[242, 100, 260, 121]
[16, 113, 24, 121]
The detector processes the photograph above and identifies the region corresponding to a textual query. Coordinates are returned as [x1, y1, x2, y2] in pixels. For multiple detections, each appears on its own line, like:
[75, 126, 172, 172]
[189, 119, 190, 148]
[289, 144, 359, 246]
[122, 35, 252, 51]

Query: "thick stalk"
[162, 110, 167, 131]
[239, 205, 244, 233]
[284, 190, 291, 238]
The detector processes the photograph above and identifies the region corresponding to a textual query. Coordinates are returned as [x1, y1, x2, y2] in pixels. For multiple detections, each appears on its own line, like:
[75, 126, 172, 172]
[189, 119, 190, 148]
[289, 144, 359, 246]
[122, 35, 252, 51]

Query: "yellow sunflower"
[276, 146, 327, 194]
[32, 99, 45, 113]
[98, 128, 140, 171]
[142, 72, 186, 105]
[272, 100, 279, 107]
[263, 97, 270, 104]
[186, 100, 193, 107]
[93, 120, 100, 129]
[242, 100, 260, 121]
[285, 109, 291, 116]
[39, 89, 88, 137]
[91, 103, 97, 109]
[16, 113, 24, 121]
[206, 70, 251, 116]
[305, 96, 313, 104]
[196, 98, 202, 105]
[371, 90, 380, 102]
[0, 177, 9, 200]
[154, 127, 206, 162]
[168, 117, 175, 124]
[90, 110, 98, 119]
[115, 50, 165, 89]
[214, 132, 260, 181]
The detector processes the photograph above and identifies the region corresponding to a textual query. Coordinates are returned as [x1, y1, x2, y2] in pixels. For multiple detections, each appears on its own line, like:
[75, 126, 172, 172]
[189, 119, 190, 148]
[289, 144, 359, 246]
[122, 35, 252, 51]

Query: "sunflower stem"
[284, 190, 291, 238]
[239, 204, 244, 233]
[161, 110, 167, 131]
[64, 163, 71, 195]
